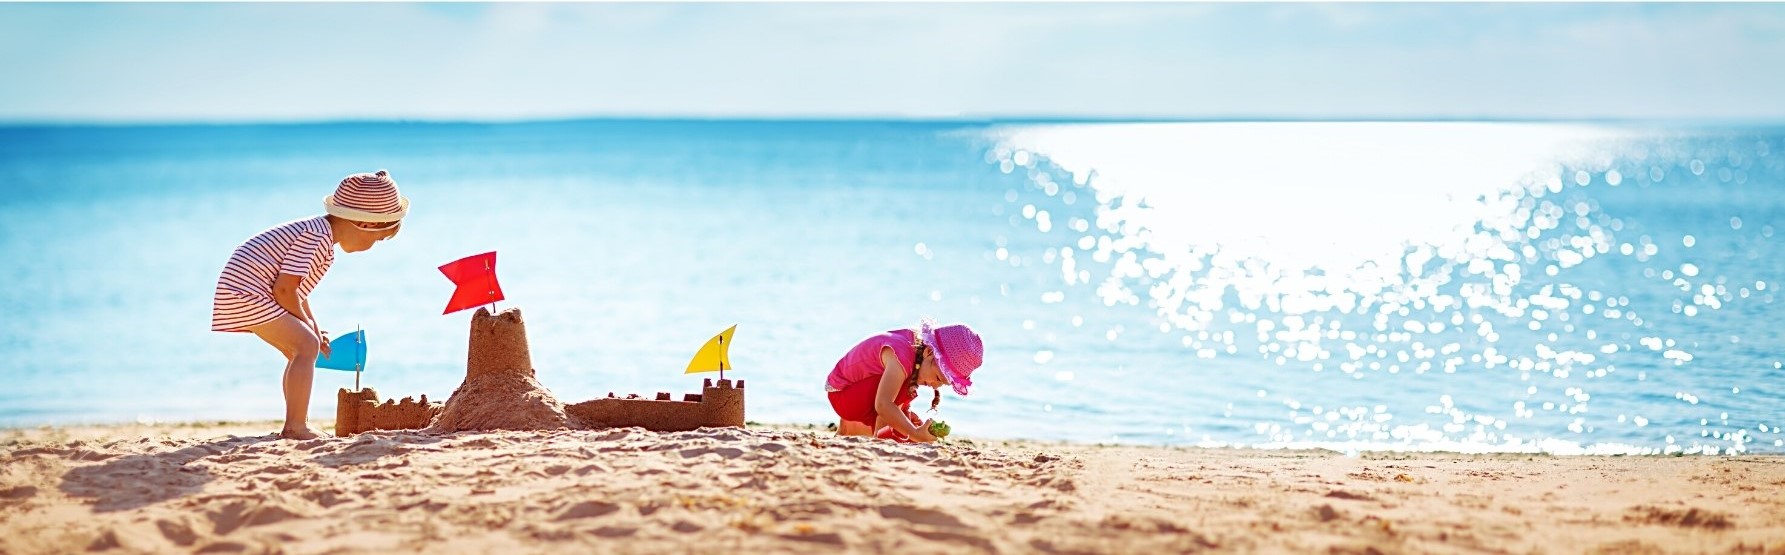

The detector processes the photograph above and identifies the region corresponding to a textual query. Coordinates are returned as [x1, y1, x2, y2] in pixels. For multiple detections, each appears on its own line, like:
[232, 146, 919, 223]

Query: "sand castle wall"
[566, 379, 746, 432]
[333, 305, 747, 436]
[335, 388, 443, 435]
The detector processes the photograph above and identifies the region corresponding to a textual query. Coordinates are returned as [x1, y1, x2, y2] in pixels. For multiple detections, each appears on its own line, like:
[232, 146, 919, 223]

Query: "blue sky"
[3, 3, 1783, 123]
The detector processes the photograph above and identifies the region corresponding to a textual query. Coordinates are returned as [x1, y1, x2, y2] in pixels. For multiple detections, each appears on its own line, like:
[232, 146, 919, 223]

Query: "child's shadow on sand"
[307, 431, 445, 468]
[58, 435, 276, 512]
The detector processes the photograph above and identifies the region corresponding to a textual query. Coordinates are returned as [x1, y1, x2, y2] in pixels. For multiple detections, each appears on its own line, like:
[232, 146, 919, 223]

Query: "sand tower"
[425, 307, 573, 432]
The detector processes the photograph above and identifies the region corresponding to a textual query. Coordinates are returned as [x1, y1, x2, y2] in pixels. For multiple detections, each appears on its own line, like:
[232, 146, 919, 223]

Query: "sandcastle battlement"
[331, 306, 747, 436]
[566, 378, 746, 432]
[335, 388, 444, 435]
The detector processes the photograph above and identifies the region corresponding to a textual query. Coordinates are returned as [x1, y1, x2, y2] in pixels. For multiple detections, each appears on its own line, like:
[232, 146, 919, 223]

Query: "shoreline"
[4, 421, 1783, 554]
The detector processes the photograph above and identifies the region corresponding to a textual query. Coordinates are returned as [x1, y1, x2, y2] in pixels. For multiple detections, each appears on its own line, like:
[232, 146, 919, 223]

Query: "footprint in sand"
[1325, 489, 1376, 502]
[195, 540, 251, 553]
[556, 500, 621, 521]
[781, 531, 847, 545]
[85, 523, 161, 552]
[294, 438, 334, 452]
[207, 453, 262, 464]
[1313, 503, 1343, 523]
[678, 446, 745, 459]
[8, 446, 73, 458]
[1099, 514, 1191, 534]
[156, 517, 201, 547]
[207, 497, 309, 535]
[65, 449, 120, 462]
[1623, 505, 1734, 529]
[878, 505, 968, 528]
[588, 429, 635, 442]
[0, 485, 37, 500]
[910, 529, 995, 551]
[300, 487, 355, 508]
[588, 525, 637, 538]
[456, 437, 510, 449]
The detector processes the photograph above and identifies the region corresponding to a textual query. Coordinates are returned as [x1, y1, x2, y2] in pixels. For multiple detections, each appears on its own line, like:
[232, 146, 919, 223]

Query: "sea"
[1, 119, 1779, 455]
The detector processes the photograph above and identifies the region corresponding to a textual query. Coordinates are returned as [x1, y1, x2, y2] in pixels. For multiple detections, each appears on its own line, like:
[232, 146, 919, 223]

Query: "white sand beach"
[2, 421, 1782, 554]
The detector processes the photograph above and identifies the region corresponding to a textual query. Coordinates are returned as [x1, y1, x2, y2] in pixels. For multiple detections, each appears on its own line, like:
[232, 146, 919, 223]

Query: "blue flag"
[316, 330, 367, 372]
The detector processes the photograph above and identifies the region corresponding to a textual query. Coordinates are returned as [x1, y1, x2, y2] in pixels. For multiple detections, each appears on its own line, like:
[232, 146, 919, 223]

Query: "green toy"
[929, 420, 951, 439]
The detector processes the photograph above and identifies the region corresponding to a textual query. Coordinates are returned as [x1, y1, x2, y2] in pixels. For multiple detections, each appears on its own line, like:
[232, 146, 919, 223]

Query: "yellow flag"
[685, 324, 737, 374]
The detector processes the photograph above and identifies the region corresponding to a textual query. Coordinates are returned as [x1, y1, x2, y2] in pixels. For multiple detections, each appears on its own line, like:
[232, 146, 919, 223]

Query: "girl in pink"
[212, 170, 409, 440]
[825, 320, 983, 442]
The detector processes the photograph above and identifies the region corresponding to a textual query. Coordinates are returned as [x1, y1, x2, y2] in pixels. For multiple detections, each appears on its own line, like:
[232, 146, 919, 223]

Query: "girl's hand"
[909, 419, 938, 443]
[317, 329, 332, 358]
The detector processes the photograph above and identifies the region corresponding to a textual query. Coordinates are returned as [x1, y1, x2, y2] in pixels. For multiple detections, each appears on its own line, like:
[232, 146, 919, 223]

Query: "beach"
[6, 4, 1785, 555]
[2, 422, 1781, 554]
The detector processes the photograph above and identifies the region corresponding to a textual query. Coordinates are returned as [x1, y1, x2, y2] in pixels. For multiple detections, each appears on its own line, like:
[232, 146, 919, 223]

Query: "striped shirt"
[211, 216, 336, 332]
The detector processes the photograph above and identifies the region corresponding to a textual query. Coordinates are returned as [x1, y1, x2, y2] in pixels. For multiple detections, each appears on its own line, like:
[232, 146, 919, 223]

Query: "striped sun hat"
[323, 169, 409, 223]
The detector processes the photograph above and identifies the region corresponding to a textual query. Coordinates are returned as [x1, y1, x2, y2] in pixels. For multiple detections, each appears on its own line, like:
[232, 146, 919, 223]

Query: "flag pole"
[485, 258, 497, 313]
[354, 324, 363, 391]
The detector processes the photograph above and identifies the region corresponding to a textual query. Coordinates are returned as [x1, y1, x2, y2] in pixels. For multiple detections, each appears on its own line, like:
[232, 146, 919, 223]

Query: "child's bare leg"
[873, 414, 912, 439]
[248, 315, 329, 439]
[837, 419, 872, 436]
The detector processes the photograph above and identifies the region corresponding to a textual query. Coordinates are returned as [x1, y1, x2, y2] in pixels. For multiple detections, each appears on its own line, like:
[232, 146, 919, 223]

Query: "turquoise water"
[0, 120, 1779, 454]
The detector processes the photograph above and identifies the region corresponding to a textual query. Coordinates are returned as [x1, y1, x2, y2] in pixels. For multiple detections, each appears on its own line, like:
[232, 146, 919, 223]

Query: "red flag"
[439, 251, 505, 315]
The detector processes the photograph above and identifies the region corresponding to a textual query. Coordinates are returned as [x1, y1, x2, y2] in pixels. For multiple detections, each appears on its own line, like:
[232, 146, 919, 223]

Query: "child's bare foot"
[279, 426, 332, 440]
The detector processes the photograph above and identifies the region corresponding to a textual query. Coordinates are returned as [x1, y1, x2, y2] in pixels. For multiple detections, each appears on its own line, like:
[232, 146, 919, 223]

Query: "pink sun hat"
[920, 321, 983, 396]
[323, 169, 409, 223]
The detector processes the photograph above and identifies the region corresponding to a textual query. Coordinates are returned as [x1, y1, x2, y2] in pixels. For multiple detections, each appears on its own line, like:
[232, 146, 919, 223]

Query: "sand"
[426, 307, 573, 433]
[3, 422, 1783, 554]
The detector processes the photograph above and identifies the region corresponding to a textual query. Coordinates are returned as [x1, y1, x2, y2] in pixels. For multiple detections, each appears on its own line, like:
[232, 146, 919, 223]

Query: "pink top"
[825, 329, 917, 392]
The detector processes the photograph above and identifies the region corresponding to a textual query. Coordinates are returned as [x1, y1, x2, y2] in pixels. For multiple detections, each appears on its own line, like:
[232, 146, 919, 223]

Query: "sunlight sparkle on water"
[985, 123, 1779, 454]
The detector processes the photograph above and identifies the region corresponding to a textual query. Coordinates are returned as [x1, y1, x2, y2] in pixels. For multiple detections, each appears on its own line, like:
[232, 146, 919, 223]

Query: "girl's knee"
[291, 334, 321, 359]
[837, 419, 872, 436]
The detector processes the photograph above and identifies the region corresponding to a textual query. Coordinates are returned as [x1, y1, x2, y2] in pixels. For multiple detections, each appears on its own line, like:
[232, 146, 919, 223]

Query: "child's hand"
[909, 419, 938, 443]
[317, 330, 332, 358]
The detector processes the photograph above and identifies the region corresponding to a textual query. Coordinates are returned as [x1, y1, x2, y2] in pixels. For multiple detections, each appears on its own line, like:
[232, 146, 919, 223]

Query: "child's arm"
[271, 274, 330, 357]
[298, 295, 330, 358]
[875, 349, 937, 443]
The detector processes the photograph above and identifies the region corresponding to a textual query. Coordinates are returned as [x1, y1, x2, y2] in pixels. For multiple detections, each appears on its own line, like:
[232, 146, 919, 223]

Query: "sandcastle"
[335, 389, 443, 435]
[566, 378, 746, 432]
[335, 307, 745, 436]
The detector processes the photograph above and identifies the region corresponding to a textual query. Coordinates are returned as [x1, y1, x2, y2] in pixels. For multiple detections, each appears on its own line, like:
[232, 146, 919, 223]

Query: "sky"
[2, 2, 1783, 123]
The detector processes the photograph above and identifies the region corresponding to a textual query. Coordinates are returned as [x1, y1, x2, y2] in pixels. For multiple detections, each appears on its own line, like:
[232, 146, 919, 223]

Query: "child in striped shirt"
[212, 170, 409, 440]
